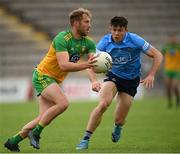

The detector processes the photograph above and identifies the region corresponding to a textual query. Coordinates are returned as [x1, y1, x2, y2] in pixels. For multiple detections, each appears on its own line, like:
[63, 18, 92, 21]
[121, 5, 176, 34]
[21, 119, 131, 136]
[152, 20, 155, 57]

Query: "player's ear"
[73, 20, 79, 27]
[125, 27, 128, 31]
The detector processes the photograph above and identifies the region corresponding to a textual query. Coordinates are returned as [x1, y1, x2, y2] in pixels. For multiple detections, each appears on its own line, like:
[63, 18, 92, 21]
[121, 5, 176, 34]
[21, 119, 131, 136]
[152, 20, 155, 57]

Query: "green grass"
[0, 97, 180, 153]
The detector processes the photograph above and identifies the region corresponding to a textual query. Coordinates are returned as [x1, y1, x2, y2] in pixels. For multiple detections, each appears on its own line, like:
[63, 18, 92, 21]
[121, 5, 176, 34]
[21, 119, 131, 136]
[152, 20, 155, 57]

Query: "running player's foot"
[76, 139, 89, 150]
[4, 139, 20, 152]
[28, 131, 40, 149]
[111, 124, 122, 143]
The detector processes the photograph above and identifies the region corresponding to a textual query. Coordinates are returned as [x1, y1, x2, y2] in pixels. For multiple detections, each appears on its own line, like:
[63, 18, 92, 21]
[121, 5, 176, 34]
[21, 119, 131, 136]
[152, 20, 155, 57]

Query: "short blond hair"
[69, 8, 92, 26]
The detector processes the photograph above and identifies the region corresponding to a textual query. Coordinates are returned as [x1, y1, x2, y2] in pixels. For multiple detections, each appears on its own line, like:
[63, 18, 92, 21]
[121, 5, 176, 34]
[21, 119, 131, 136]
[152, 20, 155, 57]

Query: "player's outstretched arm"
[140, 46, 163, 88]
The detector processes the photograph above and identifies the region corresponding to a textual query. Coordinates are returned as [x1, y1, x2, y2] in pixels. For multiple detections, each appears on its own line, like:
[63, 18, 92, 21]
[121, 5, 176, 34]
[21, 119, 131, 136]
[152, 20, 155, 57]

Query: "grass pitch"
[0, 97, 180, 153]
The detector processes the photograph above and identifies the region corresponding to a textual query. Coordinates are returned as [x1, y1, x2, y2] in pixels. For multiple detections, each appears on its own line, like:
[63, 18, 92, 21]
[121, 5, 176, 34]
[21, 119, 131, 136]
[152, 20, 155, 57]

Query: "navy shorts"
[104, 72, 140, 97]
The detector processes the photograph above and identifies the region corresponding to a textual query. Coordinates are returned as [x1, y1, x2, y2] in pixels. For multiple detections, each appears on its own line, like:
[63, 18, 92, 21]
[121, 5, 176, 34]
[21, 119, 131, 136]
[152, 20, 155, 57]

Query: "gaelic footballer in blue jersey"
[97, 32, 151, 79]
[76, 16, 163, 150]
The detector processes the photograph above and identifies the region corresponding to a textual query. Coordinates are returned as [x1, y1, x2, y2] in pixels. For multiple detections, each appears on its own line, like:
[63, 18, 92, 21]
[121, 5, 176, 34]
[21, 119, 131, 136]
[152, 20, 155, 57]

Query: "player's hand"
[92, 81, 101, 92]
[140, 75, 155, 88]
[86, 56, 97, 68]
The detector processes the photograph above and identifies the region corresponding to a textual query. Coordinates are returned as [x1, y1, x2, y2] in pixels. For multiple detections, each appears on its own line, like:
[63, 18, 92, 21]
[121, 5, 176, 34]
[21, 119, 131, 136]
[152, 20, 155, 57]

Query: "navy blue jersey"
[96, 32, 151, 79]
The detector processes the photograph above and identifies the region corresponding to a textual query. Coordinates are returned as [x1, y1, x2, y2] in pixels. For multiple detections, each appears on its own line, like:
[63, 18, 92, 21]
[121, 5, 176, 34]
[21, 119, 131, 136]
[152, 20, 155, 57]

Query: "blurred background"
[0, 0, 179, 102]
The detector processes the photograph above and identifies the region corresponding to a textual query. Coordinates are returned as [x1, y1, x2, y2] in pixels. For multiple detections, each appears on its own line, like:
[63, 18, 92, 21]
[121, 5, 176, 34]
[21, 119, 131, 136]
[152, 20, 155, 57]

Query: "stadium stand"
[0, 0, 179, 78]
[0, 7, 50, 77]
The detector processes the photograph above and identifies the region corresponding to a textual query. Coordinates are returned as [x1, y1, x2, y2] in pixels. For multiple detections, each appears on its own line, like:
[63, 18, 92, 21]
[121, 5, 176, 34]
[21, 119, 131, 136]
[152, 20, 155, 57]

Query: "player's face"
[111, 26, 127, 43]
[77, 14, 91, 36]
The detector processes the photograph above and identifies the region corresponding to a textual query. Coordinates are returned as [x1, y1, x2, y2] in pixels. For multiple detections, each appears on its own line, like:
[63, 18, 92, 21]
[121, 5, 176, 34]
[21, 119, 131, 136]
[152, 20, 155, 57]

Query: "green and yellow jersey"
[37, 30, 96, 83]
[162, 43, 180, 72]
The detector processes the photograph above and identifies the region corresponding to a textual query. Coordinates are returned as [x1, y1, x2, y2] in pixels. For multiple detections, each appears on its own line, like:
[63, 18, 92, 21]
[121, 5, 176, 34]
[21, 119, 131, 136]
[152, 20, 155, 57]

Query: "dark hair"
[110, 16, 128, 28]
[69, 8, 92, 26]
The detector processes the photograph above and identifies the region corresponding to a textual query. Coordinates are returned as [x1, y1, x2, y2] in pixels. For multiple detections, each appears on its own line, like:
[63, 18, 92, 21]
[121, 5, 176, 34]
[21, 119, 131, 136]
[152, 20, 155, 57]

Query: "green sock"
[32, 124, 44, 136]
[9, 134, 23, 144]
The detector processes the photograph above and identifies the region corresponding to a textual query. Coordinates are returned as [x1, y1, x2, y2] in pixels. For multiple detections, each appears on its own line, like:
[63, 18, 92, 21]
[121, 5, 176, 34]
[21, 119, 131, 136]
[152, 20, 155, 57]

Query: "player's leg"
[172, 78, 180, 107]
[27, 95, 54, 149]
[37, 83, 69, 126]
[165, 77, 173, 108]
[175, 86, 180, 107]
[112, 92, 133, 142]
[28, 83, 69, 149]
[4, 91, 54, 152]
[76, 81, 117, 150]
[86, 81, 117, 132]
[27, 69, 69, 149]
[111, 76, 140, 143]
[20, 95, 54, 137]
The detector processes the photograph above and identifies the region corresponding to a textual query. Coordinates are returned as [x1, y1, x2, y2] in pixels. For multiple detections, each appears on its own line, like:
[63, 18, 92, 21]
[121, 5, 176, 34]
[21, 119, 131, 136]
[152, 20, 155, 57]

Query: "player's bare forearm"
[141, 46, 163, 88]
[56, 52, 96, 72]
[87, 68, 97, 83]
[146, 46, 163, 76]
[59, 61, 90, 72]
[87, 68, 101, 92]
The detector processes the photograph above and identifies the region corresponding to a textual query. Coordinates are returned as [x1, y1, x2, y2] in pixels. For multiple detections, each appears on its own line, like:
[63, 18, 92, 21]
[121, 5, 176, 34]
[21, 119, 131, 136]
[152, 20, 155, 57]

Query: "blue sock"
[83, 130, 92, 140]
[114, 123, 122, 133]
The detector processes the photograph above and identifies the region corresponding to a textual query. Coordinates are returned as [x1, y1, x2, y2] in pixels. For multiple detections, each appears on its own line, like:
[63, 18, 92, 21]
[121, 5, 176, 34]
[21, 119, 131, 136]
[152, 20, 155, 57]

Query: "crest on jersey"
[69, 53, 80, 63]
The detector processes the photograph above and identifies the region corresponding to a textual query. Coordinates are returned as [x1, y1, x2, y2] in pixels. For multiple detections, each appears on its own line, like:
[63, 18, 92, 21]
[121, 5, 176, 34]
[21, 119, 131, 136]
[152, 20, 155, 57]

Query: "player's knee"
[63, 102, 69, 110]
[98, 100, 110, 112]
[58, 101, 69, 112]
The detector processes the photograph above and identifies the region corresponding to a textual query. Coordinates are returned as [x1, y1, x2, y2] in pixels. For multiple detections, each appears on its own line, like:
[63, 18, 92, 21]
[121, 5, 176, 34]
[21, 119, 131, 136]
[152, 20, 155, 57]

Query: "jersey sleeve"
[87, 38, 96, 53]
[96, 36, 108, 52]
[131, 33, 151, 53]
[52, 33, 68, 52]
